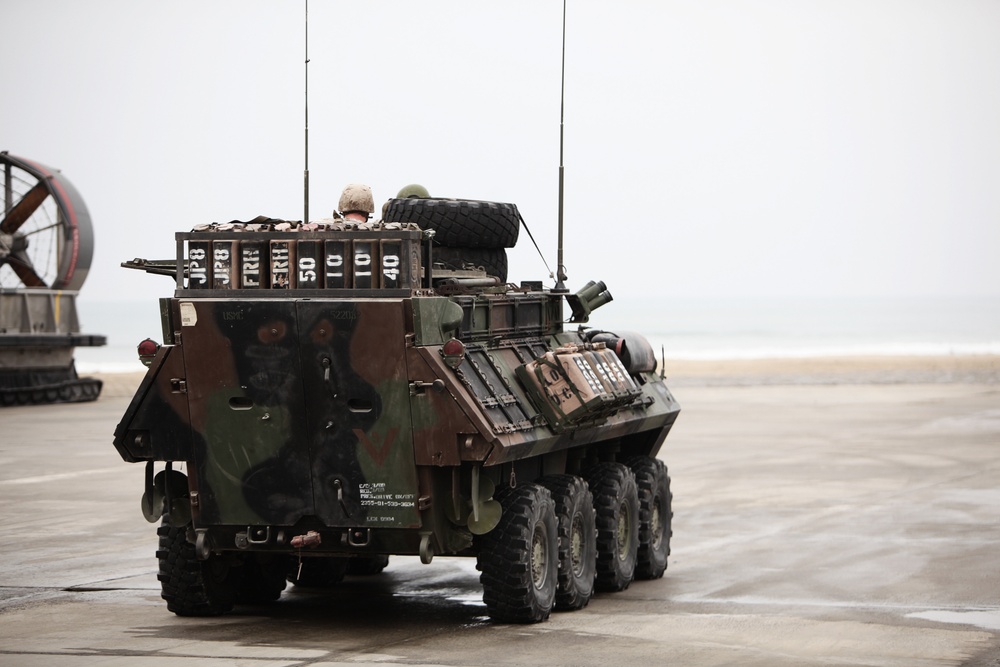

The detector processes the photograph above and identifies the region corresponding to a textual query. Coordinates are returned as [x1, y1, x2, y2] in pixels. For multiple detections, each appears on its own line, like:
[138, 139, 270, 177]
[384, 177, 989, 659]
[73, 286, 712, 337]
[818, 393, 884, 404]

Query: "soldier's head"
[338, 183, 375, 222]
[397, 183, 430, 199]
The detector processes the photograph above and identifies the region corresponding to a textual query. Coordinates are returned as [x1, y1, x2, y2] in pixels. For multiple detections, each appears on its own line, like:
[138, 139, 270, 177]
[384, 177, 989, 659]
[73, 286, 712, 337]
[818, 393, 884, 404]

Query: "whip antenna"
[553, 0, 569, 293]
[303, 0, 310, 223]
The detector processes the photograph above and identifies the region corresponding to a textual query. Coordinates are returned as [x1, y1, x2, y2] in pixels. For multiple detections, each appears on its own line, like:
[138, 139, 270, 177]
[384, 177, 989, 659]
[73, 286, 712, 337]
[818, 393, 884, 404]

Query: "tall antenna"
[553, 0, 569, 293]
[303, 0, 310, 224]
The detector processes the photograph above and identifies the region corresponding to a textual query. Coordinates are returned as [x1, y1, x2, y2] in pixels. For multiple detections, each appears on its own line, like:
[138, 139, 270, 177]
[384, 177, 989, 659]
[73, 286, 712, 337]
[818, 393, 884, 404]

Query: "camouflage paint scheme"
[114, 226, 680, 560]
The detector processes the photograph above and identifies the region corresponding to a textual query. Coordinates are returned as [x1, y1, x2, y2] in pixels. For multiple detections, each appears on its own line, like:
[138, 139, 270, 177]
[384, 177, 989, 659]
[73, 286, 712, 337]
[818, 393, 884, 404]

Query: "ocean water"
[72, 295, 1000, 374]
[75, 299, 166, 374]
[591, 295, 1000, 360]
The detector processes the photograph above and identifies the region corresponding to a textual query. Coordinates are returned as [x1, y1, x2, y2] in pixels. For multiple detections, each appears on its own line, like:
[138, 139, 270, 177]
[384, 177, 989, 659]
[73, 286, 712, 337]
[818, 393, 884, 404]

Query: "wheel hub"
[570, 513, 585, 576]
[617, 501, 631, 560]
[650, 500, 663, 551]
[531, 525, 548, 590]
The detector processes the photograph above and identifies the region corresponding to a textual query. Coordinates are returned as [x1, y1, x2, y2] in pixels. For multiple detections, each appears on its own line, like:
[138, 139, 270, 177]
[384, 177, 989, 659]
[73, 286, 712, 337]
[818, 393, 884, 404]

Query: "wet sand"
[1, 355, 997, 666]
[663, 354, 1000, 386]
[94, 353, 1000, 396]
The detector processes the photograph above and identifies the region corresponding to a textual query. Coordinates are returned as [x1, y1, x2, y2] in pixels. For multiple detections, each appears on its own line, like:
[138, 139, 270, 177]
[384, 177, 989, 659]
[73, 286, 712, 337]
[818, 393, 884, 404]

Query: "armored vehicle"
[113, 197, 680, 623]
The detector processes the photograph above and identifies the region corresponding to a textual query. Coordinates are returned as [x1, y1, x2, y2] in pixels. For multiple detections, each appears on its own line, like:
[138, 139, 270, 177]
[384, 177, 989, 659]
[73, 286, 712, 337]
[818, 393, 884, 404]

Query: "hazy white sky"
[3, 0, 999, 301]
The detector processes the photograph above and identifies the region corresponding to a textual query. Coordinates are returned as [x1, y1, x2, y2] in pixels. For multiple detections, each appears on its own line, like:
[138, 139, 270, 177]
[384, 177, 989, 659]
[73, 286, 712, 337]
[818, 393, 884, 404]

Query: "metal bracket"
[247, 526, 271, 545]
[419, 532, 434, 564]
[409, 379, 446, 396]
[194, 529, 209, 560]
[347, 528, 371, 547]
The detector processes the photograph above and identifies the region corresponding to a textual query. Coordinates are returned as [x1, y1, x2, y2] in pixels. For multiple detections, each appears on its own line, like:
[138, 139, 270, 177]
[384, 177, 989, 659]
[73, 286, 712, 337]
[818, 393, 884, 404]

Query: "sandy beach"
[662, 353, 1000, 386]
[94, 353, 1000, 398]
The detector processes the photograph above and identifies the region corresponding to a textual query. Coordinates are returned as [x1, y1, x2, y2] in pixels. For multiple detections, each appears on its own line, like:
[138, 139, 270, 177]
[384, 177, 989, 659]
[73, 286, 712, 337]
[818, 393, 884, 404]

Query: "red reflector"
[442, 338, 465, 357]
[137, 338, 160, 367]
[137, 338, 159, 356]
[139, 338, 160, 357]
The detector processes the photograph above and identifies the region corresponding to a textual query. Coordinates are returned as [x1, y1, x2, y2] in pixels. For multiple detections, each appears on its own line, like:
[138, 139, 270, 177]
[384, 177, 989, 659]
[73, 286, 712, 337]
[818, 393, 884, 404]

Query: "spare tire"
[383, 198, 520, 249]
[431, 247, 508, 282]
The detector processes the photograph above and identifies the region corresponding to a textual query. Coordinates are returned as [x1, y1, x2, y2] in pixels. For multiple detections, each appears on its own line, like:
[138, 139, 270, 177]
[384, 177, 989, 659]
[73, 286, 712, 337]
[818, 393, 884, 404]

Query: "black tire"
[587, 463, 639, 592]
[237, 553, 289, 604]
[431, 246, 508, 282]
[477, 483, 558, 623]
[287, 556, 350, 588]
[383, 198, 520, 249]
[156, 520, 242, 616]
[346, 555, 390, 576]
[539, 474, 597, 611]
[627, 456, 673, 580]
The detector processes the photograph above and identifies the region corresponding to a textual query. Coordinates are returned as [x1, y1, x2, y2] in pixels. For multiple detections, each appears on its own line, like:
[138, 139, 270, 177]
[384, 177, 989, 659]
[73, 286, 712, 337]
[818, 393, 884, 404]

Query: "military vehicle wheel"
[346, 555, 390, 576]
[382, 198, 520, 249]
[237, 553, 289, 603]
[477, 483, 558, 623]
[540, 474, 596, 611]
[156, 520, 242, 616]
[287, 556, 350, 587]
[431, 246, 508, 281]
[587, 463, 639, 592]
[627, 456, 672, 580]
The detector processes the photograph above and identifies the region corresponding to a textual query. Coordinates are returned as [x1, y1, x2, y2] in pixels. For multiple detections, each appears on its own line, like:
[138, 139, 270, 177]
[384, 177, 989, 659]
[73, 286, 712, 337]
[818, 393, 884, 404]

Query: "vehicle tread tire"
[237, 553, 289, 603]
[626, 456, 673, 580]
[477, 483, 558, 623]
[346, 555, 390, 576]
[383, 198, 520, 249]
[156, 519, 241, 616]
[287, 556, 350, 588]
[539, 474, 597, 611]
[587, 462, 639, 592]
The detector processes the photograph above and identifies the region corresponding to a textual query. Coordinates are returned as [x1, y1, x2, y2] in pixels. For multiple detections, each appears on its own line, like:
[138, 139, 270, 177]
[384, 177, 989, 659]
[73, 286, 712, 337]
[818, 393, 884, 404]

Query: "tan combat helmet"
[338, 183, 375, 218]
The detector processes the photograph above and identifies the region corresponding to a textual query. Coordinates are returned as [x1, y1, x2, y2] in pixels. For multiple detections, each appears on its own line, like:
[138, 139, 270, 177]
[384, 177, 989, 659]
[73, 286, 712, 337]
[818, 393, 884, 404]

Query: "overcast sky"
[3, 0, 999, 302]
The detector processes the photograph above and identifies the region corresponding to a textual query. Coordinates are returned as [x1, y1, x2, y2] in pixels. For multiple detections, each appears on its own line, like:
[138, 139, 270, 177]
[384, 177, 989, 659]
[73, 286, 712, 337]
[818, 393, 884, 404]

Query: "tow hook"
[346, 528, 371, 547]
[234, 526, 271, 549]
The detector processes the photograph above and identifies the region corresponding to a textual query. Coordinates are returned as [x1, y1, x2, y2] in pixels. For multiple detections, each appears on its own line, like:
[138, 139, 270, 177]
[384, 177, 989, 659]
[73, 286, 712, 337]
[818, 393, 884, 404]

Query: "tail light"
[137, 338, 160, 367]
[442, 338, 466, 370]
